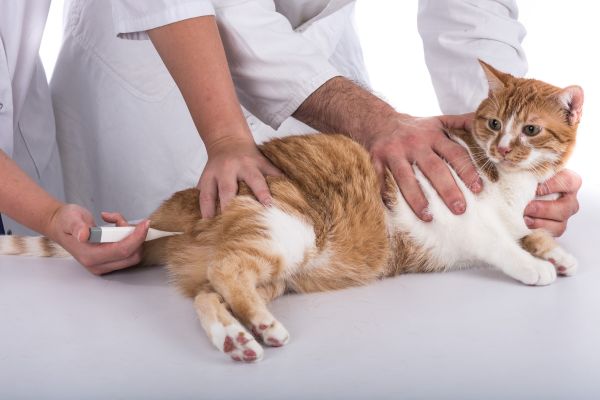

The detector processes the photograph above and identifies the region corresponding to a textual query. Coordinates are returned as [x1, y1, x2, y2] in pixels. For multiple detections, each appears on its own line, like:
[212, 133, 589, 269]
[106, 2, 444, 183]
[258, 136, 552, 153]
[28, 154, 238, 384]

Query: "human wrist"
[360, 112, 413, 149]
[41, 200, 65, 240]
[204, 130, 256, 156]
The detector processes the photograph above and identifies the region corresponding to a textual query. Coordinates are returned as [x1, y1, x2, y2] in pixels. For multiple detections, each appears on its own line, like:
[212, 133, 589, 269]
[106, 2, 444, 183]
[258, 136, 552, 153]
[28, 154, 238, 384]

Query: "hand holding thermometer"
[88, 226, 183, 243]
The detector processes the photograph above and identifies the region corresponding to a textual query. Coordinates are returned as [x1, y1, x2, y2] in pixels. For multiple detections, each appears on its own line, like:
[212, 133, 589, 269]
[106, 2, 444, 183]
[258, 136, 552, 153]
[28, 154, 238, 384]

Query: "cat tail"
[141, 238, 170, 267]
[0, 235, 71, 258]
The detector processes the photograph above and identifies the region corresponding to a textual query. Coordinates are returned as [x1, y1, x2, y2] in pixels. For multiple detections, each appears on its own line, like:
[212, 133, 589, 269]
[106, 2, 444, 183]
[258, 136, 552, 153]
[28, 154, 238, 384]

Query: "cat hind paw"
[252, 320, 290, 347]
[210, 323, 264, 363]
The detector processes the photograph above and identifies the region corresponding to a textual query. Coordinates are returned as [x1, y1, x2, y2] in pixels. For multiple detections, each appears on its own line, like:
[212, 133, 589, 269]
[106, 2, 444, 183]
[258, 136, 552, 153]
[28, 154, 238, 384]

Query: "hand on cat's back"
[524, 169, 582, 236]
[365, 113, 483, 221]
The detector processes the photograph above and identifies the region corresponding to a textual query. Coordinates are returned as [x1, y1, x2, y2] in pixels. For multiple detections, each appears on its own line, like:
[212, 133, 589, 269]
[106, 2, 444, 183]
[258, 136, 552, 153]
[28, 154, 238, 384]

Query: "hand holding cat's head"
[473, 60, 583, 180]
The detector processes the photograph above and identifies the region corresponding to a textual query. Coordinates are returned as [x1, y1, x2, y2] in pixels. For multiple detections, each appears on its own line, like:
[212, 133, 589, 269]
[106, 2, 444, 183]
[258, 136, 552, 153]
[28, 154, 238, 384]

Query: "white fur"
[263, 206, 316, 274]
[303, 247, 333, 271]
[208, 322, 264, 362]
[387, 162, 560, 285]
[256, 320, 290, 347]
[546, 247, 578, 276]
[501, 114, 517, 147]
[498, 133, 513, 149]
[0, 236, 13, 255]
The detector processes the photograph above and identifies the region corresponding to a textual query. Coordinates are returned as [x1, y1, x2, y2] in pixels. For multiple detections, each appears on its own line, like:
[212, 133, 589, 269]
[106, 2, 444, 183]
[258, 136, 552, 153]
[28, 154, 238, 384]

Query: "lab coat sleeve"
[111, 0, 215, 40]
[213, 1, 341, 129]
[417, 0, 528, 114]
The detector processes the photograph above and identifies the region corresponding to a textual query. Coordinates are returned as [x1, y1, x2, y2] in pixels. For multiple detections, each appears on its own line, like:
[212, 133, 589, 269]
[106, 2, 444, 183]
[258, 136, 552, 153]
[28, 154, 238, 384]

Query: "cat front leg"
[521, 229, 578, 276]
[481, 239, 557, 285]
[208, 257, 290, 349]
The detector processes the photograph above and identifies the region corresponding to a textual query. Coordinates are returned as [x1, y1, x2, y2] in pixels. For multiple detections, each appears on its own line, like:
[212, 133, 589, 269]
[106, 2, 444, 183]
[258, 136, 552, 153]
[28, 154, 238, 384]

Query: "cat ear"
[556, 85, 584, 125]
[478, 59, 511, 95]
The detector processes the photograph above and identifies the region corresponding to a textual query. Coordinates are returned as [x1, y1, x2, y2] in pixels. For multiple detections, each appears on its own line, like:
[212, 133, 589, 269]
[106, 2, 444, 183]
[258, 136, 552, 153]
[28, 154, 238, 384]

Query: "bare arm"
[0, 150, 148, 274]
[148, 16, 281, 218]
[294, 77, 482, 220]
[0, 150, 63, 236]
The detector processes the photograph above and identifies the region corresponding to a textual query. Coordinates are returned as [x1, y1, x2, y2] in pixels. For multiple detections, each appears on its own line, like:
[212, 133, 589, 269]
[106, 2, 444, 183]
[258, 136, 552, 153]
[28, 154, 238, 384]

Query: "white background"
[40, 1, 598, 189]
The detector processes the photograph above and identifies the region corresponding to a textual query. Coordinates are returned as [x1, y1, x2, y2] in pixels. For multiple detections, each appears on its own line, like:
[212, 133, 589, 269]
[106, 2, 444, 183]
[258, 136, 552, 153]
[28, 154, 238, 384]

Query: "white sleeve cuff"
[262, 67, 341, 130]
[112, 1, 215, 40]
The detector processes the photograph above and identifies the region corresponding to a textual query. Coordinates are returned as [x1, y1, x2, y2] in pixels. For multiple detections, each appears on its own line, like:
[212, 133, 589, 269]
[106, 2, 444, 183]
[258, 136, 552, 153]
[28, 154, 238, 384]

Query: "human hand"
[524, 169, 582, 237]
[46, 205, 149, 275]
[198, 137, 283, 218]
[365, 113, 483, 221]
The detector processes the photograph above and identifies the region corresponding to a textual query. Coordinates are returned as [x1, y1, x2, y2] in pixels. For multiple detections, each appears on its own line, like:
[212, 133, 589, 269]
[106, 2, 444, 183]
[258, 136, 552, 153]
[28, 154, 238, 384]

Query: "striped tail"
[0, 235, 71, 258]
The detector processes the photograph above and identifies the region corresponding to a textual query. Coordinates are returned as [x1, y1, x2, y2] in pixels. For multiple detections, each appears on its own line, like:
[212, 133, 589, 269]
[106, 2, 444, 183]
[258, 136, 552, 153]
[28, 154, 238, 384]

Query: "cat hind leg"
[208, 256, 290, 349]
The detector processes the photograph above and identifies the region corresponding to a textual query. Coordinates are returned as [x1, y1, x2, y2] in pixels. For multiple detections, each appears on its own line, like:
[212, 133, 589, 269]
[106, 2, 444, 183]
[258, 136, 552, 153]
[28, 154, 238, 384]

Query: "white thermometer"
[88, 226, 182, 243]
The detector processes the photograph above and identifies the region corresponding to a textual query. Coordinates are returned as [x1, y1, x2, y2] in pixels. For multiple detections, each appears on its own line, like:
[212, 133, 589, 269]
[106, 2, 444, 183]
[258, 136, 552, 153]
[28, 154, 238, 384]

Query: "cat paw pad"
[252, 320, 290, 347]
[210, 323, 264, 363]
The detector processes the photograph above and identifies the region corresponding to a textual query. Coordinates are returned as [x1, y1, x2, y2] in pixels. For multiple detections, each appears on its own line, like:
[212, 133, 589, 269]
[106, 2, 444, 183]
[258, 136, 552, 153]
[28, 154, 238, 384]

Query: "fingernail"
[470, 178, 483, 193]
[144, 220, 151, 229]
[524, 216, 535, 227]
[452, 201, 466, 214]
[263, 198, 274, 208]
[421, 208, 433, 222]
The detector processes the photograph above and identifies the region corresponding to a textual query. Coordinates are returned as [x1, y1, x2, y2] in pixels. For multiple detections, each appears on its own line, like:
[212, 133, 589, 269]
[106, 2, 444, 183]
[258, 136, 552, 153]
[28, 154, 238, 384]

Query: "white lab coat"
[0, 0, 65, 235]
[51, 0, 526, 223]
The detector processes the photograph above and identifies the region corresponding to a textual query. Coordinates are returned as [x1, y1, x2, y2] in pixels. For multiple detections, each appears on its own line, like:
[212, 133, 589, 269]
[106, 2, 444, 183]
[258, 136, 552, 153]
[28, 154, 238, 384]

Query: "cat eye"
[522, 125, 542, 136]
[488, 119, 502, 131]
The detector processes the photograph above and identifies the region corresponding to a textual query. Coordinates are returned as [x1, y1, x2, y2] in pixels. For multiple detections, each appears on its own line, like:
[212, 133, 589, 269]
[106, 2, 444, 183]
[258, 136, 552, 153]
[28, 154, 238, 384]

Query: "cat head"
[473, 60, 583, 180]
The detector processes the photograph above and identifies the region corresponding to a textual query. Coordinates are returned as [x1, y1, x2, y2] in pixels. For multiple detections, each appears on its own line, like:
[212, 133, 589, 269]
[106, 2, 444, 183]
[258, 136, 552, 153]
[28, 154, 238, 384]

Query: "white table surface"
[2, 189, 600, 400]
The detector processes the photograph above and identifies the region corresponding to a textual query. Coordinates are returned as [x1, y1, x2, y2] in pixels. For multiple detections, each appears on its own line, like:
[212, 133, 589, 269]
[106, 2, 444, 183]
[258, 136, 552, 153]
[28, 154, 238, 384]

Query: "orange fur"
[0, 63, 582, 363]
[139, 65, 581, 362]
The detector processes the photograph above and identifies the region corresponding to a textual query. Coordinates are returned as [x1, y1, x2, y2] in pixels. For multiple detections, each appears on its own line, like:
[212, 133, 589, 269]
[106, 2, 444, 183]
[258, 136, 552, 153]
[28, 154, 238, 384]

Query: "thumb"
[61, 210, 93, 243]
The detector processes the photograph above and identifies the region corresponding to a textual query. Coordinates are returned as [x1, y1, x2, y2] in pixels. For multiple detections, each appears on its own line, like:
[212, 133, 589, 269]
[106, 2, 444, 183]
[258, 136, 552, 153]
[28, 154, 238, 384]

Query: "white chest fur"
[388, 165, 539, 269]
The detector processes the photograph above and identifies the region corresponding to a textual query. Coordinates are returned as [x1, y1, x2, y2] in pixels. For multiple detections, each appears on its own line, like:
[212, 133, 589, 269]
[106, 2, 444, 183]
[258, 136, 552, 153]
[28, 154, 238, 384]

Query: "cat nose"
[497, 146, 512, 157]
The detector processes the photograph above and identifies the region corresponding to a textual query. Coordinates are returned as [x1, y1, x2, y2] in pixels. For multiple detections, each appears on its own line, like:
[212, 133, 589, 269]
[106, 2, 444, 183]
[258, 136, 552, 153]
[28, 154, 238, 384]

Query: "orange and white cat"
[0, 61, 583, 363]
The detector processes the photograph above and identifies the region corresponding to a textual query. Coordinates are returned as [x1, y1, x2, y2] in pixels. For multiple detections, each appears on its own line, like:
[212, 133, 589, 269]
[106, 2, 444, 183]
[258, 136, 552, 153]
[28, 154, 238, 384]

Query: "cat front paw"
[546, 247, 578, 276]
[514, 259, 557, 286]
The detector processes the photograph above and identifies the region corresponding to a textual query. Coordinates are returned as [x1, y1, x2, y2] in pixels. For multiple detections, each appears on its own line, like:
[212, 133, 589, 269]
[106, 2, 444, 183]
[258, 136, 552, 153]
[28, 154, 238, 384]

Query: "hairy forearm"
[148, 16, 253, 149]
[293, 76, 403, 145]
[0, 150, 62, 235]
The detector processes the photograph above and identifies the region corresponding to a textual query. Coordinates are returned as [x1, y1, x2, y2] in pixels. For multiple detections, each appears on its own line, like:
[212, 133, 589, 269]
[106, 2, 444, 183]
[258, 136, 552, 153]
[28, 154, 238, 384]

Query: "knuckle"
[402, 133, 421, 147]
[79, 257, 93, 269]
[199, 193, 215, 203]
[220, 184, 237, 195]
[131, 252, 143, 265]
[573, 200, 580, 215]
[570, 172, 583, 190]
[221, 158, 236, 170]
[118, 246, 131, 259]
[393, 166, 413, 182]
